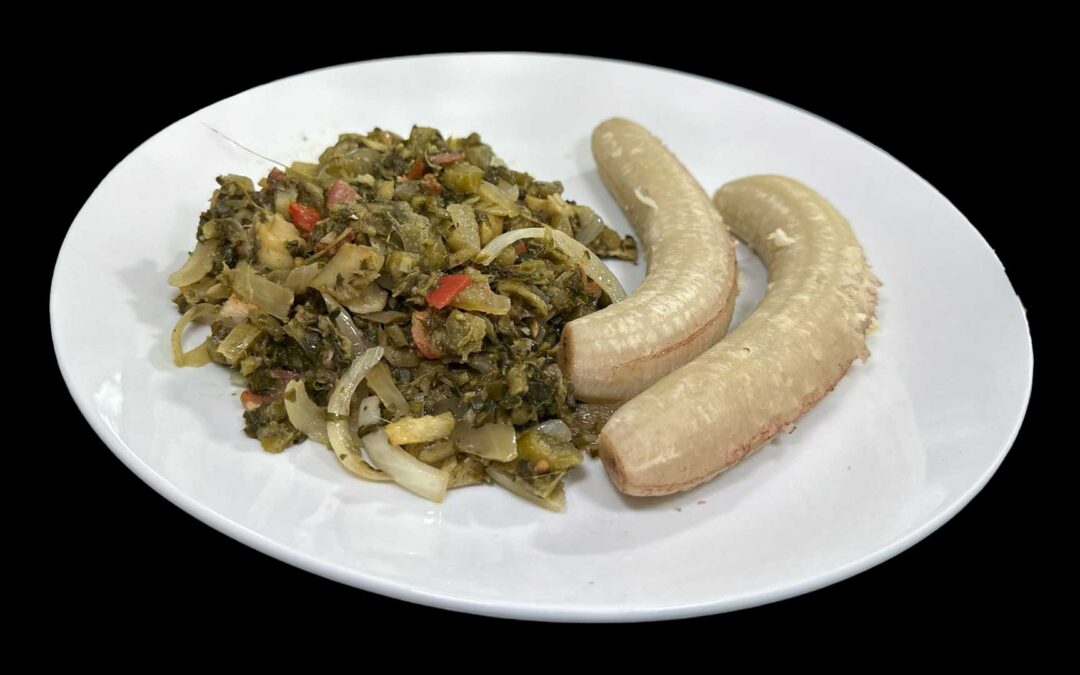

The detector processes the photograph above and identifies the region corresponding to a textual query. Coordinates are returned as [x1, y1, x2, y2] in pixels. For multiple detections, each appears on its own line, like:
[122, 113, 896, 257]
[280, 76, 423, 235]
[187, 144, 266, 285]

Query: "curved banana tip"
[591, 117, 640, 144]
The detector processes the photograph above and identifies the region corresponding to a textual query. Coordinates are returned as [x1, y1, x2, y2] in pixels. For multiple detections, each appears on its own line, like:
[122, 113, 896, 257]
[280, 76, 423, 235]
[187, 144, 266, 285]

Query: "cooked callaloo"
[169, 126, 636, 509]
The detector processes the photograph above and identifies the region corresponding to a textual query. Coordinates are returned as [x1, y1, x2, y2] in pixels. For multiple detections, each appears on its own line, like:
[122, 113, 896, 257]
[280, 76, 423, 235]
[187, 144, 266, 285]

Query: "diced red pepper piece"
[326, 179, 360, 208]
[426, 274, 472, 309]
[288, 202, 321, 234]
[514, 242, 528, 254]
[411, 311, 444, 360]
[429, 151, 465, 165]
[405, 156, 426, 180]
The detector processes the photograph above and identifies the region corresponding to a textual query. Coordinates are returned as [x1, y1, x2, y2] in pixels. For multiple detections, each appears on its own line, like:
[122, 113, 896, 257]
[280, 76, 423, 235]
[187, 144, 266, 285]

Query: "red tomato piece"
[426, 274, 472, 309]
[288, 202, 321, 234]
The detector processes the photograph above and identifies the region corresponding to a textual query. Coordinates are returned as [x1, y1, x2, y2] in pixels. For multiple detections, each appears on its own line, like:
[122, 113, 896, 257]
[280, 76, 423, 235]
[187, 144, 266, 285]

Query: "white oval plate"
[51, 53, 1032, 622]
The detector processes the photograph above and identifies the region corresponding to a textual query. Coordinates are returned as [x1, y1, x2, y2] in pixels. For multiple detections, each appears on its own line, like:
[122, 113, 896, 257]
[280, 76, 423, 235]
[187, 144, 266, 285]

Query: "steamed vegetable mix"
[169, 126, 635, 509]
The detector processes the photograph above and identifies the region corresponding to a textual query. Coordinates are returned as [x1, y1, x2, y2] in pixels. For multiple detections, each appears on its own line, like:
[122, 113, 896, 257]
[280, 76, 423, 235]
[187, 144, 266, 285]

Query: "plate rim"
[49, 51, 1034, 622]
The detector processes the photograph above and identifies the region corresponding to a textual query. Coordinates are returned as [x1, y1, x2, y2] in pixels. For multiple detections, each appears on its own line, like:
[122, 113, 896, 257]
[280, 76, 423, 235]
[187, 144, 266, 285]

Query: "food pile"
[170, 126, 634, 509]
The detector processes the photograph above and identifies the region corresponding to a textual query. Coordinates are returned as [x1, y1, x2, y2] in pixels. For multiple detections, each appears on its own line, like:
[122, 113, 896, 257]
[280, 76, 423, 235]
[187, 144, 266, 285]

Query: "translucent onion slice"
[228, 262, 294, 320]
[171, 303, 217, 367]
[473, 227, 626, 301]
[322, 293, 372, 357]
[452, 422, 517, 462]
[168, 239, 218, 288]
[328, 346, 384, 416]
[573, 207, 605, 245]
[325, 346, 391, 481]
[359, 310, 409, 324]
[534, 418, 573, 442]
[485, 467, 566, 512]
[362, 428, 450, 502]
[328, 418, 391, 481]
[364, 361, 409, 417]
[283, 380, 330, 445]
[284, 263, 323, 293]
[216, 322, 262, 365]
[352, 395, 383, 430]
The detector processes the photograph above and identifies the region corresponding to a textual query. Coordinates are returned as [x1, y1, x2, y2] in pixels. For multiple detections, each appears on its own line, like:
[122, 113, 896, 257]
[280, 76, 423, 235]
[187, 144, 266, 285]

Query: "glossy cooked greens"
[170, 126, 634, 509]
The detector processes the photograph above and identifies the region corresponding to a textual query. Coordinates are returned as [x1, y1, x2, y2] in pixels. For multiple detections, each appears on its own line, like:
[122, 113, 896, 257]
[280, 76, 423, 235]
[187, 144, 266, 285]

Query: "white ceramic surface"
[50, 53, 1032, 622]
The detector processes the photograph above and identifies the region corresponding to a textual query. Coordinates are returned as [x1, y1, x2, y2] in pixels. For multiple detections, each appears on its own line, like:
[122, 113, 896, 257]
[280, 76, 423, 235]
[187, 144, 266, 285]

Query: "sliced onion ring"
[328, 419, 391, 481]
[328, 346, 384, 416]
[473, 226, 626, 301]
[171, 303, 218, 367]
[322, 293, 372, 357]
[325, 346, 392, 482]
[283, 380, 330, 445]
[364, 361, 409, 417]
[362, 428, 449, 502]
[168, 239, 218, 288]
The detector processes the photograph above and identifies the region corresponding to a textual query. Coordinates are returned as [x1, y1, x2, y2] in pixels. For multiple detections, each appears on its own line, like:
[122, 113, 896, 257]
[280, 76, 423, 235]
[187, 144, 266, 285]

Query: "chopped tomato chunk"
[288, 203, 321, 234]
[426, 274, 472, 309]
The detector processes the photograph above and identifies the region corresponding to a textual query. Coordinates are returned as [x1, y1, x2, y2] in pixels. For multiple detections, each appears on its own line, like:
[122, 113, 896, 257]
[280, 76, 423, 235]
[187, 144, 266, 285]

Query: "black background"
[39, 25, 1042, 642]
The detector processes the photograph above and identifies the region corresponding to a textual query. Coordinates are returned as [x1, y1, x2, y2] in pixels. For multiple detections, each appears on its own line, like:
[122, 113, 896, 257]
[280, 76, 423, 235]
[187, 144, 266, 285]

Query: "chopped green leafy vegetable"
[170, 125, 638, 508]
